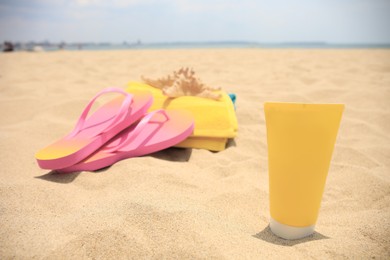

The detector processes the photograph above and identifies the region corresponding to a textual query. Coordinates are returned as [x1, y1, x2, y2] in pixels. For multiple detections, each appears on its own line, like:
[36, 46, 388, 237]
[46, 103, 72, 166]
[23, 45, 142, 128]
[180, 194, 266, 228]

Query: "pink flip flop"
[35, 88, 153, 170]
[57, 109, 195, 173]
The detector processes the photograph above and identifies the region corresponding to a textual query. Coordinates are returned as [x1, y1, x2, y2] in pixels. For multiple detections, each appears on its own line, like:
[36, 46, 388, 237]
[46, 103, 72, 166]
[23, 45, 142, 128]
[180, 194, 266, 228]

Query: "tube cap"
[270, 217, 315, 240]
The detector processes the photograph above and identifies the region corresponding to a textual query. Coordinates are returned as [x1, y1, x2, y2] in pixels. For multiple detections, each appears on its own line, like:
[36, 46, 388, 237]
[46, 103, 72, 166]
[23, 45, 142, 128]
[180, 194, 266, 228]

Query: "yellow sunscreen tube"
[264, 102, 344, 239]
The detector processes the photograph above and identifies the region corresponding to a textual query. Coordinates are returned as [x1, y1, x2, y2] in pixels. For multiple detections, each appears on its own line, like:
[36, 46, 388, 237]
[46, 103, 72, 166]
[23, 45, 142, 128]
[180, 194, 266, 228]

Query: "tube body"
[264, 103, 344, 229]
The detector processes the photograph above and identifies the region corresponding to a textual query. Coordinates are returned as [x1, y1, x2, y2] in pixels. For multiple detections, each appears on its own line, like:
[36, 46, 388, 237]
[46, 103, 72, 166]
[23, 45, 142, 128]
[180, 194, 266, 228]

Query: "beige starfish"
[142, 67, 221, 100]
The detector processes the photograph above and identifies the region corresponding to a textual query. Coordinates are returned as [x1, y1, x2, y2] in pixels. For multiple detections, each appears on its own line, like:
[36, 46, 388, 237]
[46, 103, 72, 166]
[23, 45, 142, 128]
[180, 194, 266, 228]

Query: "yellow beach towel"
[126, 82, 238, 151]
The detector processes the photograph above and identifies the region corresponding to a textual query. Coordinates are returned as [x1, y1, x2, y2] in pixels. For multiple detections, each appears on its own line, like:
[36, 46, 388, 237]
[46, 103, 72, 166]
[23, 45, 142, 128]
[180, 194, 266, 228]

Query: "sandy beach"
[0, 48, 389, 259]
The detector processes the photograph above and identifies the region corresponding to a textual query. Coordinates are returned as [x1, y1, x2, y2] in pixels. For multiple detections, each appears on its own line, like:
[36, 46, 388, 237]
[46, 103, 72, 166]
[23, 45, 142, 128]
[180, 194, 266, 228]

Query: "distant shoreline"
[2, 41, 390, 52]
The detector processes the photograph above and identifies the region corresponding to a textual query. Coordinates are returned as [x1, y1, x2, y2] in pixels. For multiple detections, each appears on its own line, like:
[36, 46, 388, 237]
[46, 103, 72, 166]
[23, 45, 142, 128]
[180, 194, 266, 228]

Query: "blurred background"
[1, 0, 390, 50]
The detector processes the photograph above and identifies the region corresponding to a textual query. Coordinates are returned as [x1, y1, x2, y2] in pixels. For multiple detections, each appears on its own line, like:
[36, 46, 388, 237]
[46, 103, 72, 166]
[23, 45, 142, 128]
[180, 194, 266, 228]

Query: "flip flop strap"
[106, 109, 170, 153]
[67, 88, 133, 139]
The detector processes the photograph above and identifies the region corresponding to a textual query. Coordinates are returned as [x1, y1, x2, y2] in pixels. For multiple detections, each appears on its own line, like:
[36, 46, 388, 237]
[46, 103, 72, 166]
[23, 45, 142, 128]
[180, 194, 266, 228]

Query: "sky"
[0, 0, 389, 44]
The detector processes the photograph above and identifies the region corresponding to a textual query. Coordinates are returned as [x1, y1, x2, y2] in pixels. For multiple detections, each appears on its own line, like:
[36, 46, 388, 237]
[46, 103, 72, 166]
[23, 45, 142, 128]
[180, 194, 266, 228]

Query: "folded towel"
[126, 82, 238, 151]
